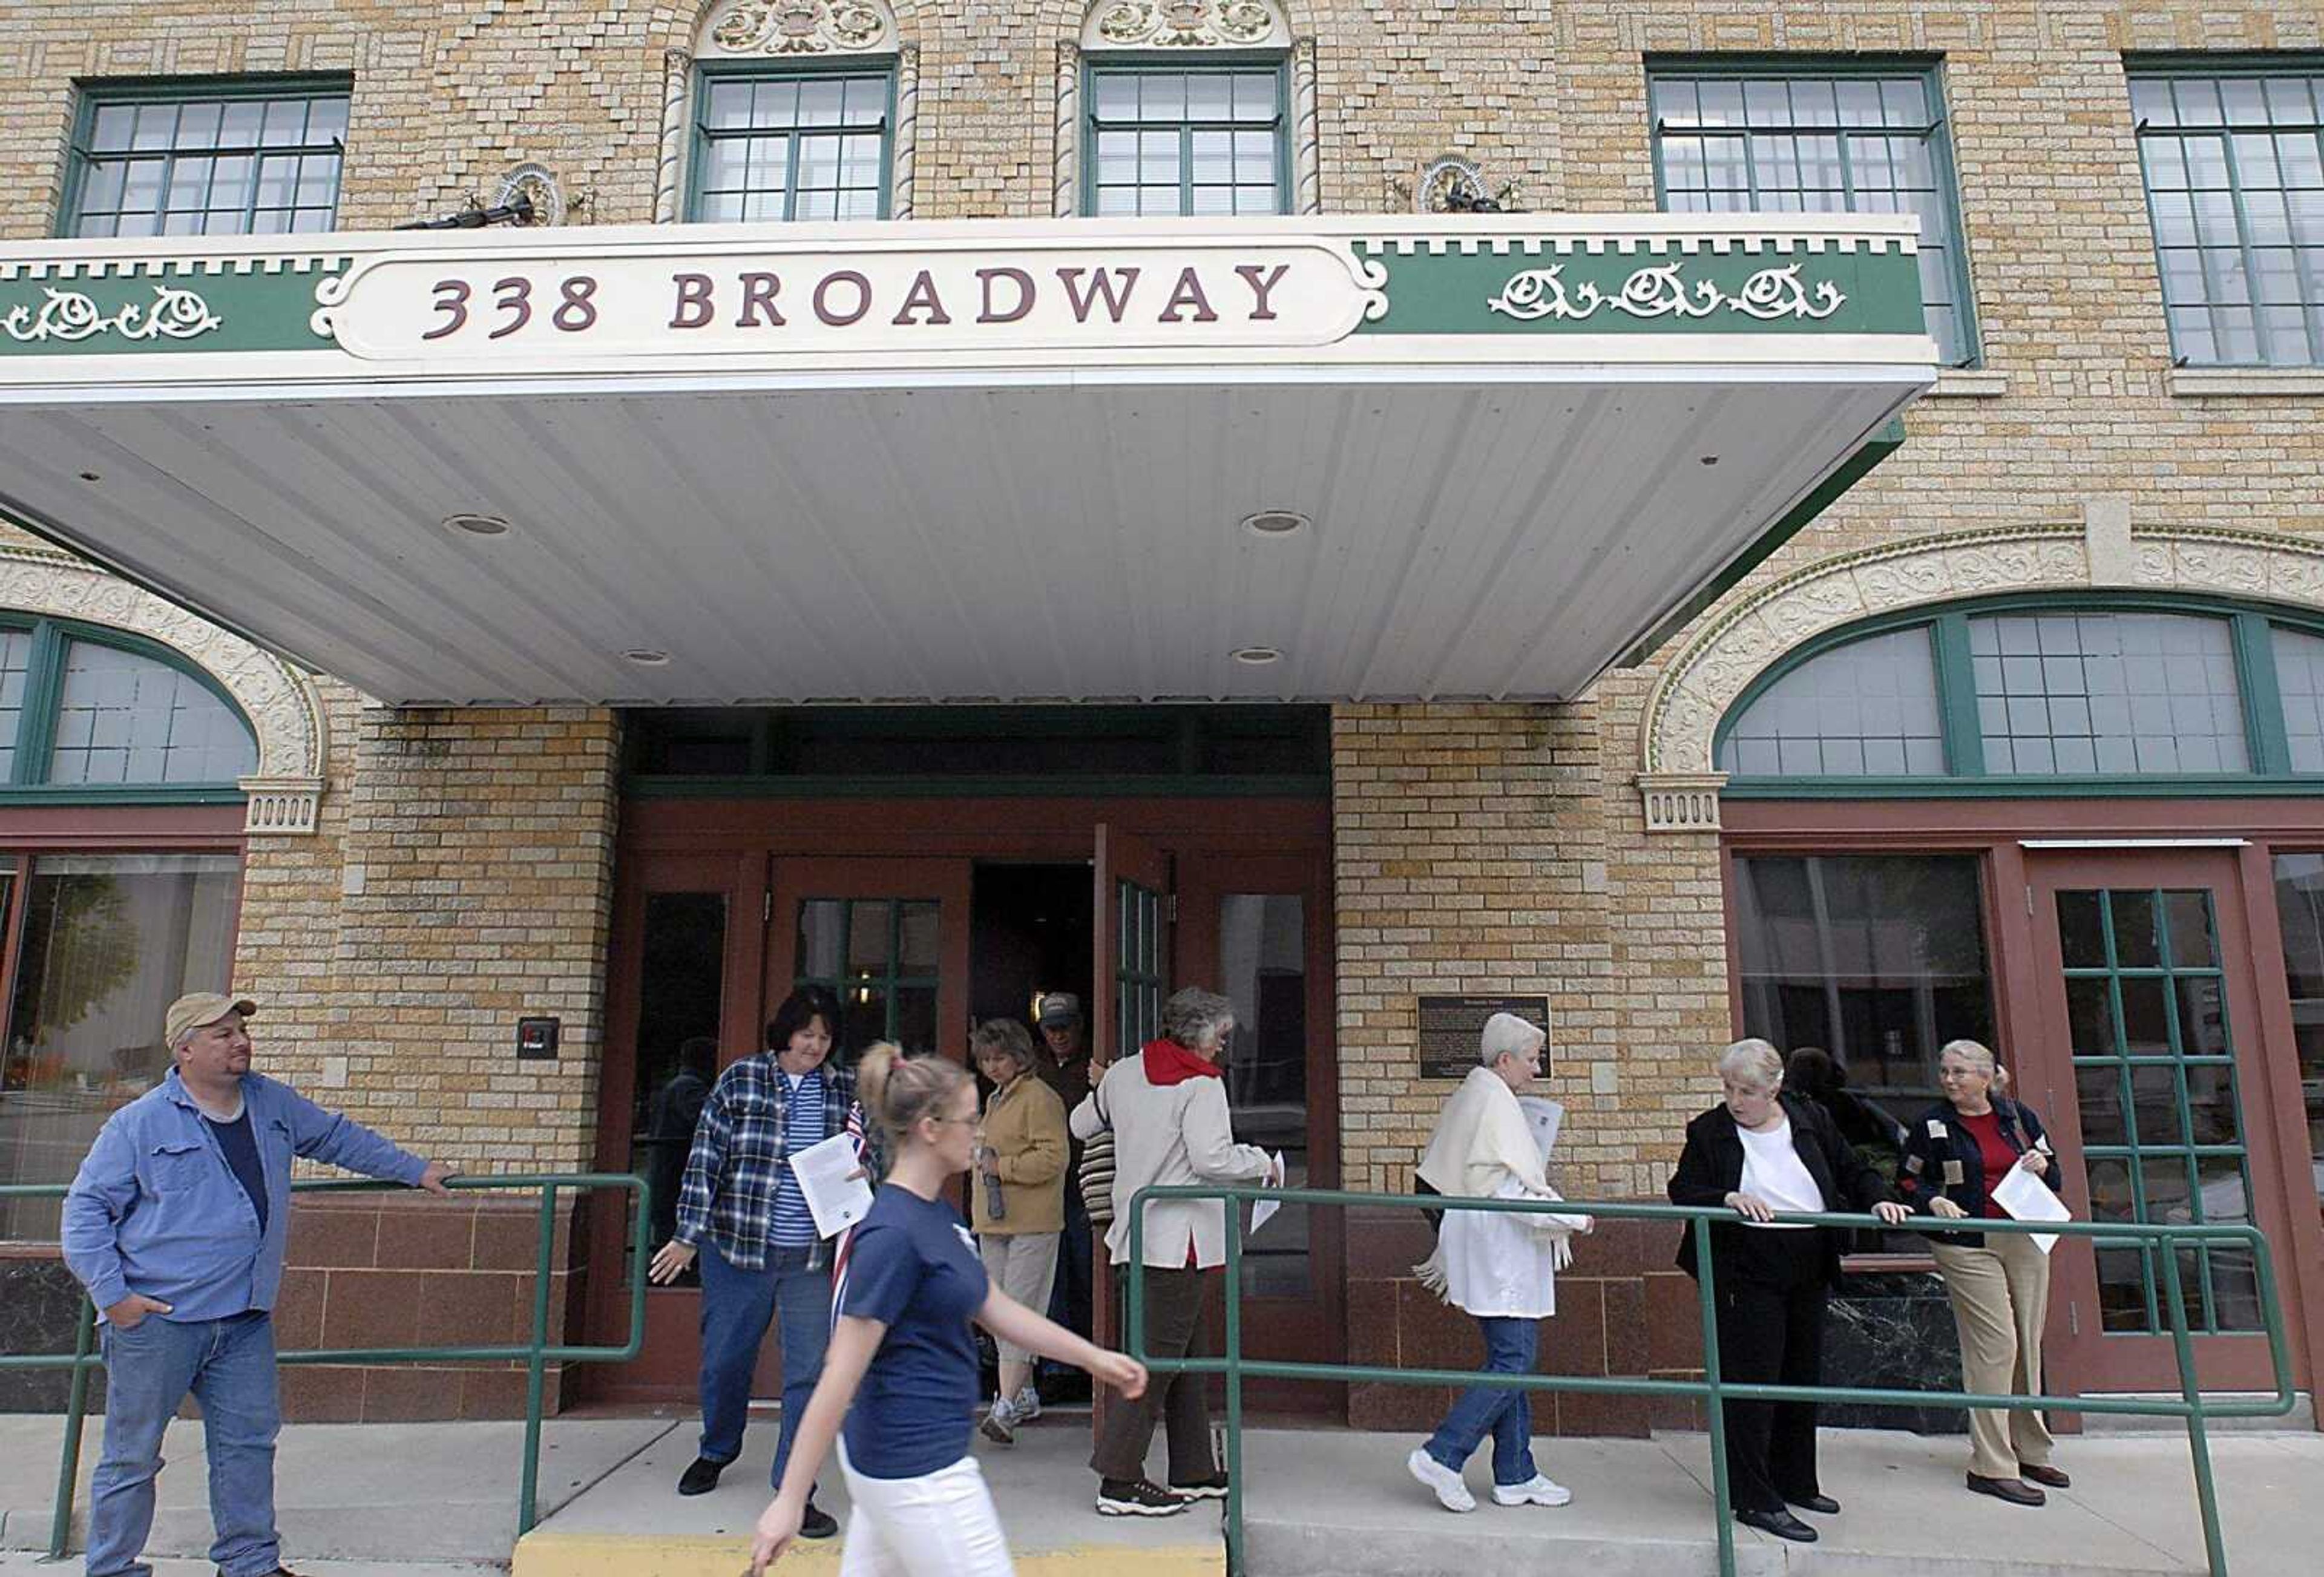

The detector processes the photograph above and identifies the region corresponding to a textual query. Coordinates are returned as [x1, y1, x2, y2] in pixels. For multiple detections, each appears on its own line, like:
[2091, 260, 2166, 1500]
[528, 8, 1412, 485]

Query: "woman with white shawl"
[1403, 1012, 1591, 1515]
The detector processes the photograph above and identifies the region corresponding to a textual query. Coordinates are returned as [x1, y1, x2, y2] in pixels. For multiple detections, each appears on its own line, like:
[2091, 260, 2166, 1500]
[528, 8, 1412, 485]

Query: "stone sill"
[2168, 366, 2324, 398]
[1925, 369, 2008, 398]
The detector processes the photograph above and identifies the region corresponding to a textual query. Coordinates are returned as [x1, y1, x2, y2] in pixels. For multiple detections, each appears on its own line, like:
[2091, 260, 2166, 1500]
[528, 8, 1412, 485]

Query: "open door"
[1092, 824, 1172, 1067]
[1089, 824, 1171, 1395]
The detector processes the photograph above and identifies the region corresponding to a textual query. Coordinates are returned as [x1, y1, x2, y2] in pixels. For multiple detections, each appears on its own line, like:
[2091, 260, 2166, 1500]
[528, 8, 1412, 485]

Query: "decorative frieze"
[701, 0, 891, 59]
[1082, 0, 1288, 51]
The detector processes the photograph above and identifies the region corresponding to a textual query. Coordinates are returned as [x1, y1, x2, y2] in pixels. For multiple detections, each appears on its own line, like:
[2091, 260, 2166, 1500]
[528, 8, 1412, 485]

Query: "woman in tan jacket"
[970, 1018, 1068, 1445]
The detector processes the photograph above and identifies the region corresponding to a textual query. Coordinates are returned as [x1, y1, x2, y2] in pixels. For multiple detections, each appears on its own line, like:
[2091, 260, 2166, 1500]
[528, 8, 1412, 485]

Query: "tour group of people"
[57, 985, 2070, 1577]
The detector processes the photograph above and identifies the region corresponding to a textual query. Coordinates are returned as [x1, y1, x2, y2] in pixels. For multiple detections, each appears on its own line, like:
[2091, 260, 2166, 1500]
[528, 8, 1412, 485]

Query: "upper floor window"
[0, 618, 256, 793]
[1650, 62, 1977, 366]
[63, 78, 350, 238]
[1081, 0, 1292, 218]
[2129, 65, 2324, 367]
[691, 70, 892, 222]
[683, 0, 901, 224]
[1717, 599, 2324, 789]
[1087, 67, 1285, 216]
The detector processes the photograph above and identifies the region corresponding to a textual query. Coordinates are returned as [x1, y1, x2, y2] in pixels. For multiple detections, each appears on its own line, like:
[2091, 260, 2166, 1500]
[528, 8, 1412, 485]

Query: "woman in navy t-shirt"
[748, 1043, 1148, 1576]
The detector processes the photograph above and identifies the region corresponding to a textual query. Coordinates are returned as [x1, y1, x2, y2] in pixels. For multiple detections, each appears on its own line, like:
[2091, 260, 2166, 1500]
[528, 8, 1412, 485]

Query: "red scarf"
[1141, 1037, 1220, 1086]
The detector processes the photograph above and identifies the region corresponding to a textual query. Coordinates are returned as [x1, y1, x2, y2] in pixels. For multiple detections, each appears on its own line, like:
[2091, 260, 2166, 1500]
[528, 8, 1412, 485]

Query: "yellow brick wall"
[1, 0, 2321, 1197]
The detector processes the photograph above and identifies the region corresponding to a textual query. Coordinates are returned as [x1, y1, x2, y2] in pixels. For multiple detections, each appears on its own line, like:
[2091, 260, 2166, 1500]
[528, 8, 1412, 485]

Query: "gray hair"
[1161, 986, 1236, 1051]
[1480, 1011, 1546, 1066]
[1717, 1037, 1784, 1093]
[1938, 1038, 1998, 1077]
[970, 1017, 1038, 1074]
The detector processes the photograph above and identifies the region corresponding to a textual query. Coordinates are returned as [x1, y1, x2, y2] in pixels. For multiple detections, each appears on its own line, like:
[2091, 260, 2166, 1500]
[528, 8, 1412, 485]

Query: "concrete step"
[1233, 1428, 2324, 1577]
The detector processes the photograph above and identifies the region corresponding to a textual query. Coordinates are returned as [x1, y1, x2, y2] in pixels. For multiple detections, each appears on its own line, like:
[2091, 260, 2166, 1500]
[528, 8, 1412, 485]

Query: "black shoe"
[1097, 1477, 1192, 1516]
[798, 1500, 839, 1540]
[1967, 1472, 2047, 1506]
[676, 1456, 725, 1496]
[1785, 1492, 1842, 1515]
[1735, 1506, 1818, 1543]
[1170, 1471, 1230, 1501]
[2019, 1461, 2072, 1489]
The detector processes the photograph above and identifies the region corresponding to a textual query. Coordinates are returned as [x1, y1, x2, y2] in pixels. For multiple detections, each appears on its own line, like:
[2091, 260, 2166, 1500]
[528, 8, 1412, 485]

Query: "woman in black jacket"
[1667, 1038, 1908, 1545]
[1896, 1039, 2069, 1507]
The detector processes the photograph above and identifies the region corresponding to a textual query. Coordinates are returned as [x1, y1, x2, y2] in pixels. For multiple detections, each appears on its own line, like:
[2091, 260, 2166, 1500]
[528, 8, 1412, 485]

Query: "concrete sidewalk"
[2, 1411, 2317, 1575]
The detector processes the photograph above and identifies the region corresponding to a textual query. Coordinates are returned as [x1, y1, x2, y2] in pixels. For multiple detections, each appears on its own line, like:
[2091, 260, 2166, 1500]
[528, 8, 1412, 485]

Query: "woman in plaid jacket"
[648, 986, 872, 1539]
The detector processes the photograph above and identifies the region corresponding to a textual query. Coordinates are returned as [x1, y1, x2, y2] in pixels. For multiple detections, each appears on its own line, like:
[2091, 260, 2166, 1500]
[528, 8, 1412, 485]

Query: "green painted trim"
[1722, 775, 2324, 801]
[1644, 58, 1980, 366]
[2122, 53, 2324, 77]
[58, 74, 353, 241]
[686, 59, 898, 225]
[0, 614, 256, 799]
[1931, 612, 1986, 775]
[1079, 54, 1292, 217]
[2234, 611, 2293, 775]
[0, 785, 246, 807]
[623, 773, 1328, 800]
[1618, 418, 1905, 669]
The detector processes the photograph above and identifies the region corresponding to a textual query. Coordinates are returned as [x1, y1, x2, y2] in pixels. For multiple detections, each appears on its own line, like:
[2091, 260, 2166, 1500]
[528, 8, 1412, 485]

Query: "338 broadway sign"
[311, 237, 1385, 361]
[0, 217, 1929, 373]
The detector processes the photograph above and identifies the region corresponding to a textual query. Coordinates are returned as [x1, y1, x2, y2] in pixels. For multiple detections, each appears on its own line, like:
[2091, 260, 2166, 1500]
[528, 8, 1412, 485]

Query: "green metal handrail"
[0, 1171, 649, 1557]
[1125, 1186, 2296, 1577]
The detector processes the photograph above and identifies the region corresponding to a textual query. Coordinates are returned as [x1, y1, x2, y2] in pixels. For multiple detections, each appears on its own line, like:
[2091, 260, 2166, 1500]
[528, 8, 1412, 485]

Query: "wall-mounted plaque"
[1417, 994, 1549, 1080]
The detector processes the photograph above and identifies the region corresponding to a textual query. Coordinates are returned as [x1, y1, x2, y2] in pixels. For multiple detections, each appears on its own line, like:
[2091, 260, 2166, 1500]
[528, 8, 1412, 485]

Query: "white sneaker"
[1406, 1447, 1475, 1513]
[978, 1395, 1017, 1445]
[1491, 1474, 1573, 1507]
[1011, 1383, 1042, 1423]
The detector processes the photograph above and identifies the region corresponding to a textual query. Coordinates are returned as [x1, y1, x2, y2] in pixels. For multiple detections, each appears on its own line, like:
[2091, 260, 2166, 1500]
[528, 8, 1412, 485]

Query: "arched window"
[0, 618, 257, 795]
[1075, 0, 1298, 217]
[1716, 597, 2324, 790]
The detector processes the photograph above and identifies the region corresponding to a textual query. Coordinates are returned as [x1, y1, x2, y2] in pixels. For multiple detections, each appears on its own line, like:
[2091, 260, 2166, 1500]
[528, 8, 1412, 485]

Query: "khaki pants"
[977, 1231, 1061, 1365]
[1932, 1234, 2058, 1480]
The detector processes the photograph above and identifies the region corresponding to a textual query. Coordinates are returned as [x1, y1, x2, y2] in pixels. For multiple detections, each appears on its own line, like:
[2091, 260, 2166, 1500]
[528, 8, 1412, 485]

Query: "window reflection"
[2268, 854, 2324, 1227]
[1, 853, 240, 1239]
[1218, 894, 1307, 1298]
[1733, 854, 1995, 1153]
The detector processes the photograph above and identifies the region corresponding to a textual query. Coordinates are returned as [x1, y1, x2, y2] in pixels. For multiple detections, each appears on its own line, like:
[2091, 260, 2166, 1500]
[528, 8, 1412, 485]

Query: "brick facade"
[3, 0, 2321, 1419]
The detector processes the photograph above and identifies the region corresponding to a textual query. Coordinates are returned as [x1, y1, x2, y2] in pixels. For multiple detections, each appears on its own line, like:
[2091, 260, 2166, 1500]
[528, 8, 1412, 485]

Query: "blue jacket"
[61, 1068, 427, 1322]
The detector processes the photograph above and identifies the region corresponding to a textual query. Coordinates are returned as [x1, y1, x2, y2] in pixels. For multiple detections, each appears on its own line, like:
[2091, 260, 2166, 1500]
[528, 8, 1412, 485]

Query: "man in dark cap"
[62, 993, 456, 1577]
[1034, 992, 1097, 1354]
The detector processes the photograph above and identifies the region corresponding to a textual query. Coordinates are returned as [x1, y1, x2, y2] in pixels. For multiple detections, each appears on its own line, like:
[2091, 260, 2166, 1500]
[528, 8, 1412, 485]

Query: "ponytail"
[855, 1040, 970, 1145]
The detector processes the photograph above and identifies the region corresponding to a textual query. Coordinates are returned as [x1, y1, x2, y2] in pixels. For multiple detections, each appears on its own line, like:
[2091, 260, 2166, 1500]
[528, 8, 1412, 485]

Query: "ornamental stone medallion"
[1635, 519, 2324, 832]
[0, 544, 328, 834]
[1084, 0, 1288, 50]
[704, 0, 889, 57]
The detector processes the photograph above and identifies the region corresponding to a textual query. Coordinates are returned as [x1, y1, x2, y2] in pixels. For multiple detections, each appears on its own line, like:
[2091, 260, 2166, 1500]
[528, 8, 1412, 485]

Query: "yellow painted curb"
[513, 1530, 1224, 1577]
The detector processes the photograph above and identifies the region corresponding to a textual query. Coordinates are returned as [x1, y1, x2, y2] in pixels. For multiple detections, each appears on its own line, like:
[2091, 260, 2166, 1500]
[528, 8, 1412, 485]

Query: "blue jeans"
[697, 1241, 831, 1491]
[1423, 1315, 1540, 1489]
[87, 1311, 281, 1577]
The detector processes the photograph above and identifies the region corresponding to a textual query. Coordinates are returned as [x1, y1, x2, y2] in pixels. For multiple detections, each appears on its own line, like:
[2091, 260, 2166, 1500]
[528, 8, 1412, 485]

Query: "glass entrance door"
[1178, 849, 1344, 1392]
[2027, 850, 2296, 1392]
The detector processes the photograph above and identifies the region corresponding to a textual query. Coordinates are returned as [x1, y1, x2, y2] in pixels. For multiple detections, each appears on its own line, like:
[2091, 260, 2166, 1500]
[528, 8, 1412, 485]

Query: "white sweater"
[1071, 1057, 1273, 1270]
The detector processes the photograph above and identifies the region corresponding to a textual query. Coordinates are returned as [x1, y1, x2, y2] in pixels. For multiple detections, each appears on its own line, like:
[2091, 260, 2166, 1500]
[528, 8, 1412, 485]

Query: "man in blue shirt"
[62, 993, 456, 1577]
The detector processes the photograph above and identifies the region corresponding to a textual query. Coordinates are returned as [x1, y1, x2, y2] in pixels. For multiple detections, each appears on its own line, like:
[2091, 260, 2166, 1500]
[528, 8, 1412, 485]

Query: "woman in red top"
[1896, 1040, 2070, 1507]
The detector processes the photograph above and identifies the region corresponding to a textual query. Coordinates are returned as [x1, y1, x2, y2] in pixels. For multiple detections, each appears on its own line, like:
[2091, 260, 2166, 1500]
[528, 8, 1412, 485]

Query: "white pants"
[837, 1444, 1014, 1577]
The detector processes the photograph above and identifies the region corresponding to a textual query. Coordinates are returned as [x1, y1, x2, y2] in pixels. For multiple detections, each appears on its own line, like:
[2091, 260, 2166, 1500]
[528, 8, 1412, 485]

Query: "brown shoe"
[1966, 1473, 2046, 1506]
[2018, 1462, 2070, 1489]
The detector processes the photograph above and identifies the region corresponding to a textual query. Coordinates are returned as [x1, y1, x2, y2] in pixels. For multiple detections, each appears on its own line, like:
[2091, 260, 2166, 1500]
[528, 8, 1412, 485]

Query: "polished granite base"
[1825, 1269, 1969, 1434]
[0, 1256, 102, 1412]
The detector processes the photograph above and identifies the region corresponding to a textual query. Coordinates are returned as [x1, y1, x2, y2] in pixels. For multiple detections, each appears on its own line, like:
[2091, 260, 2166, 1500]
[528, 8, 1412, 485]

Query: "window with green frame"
[2126, 62, 2324, 367]
[61, 77, 350, 239]
[689, 66, 893, 223]
[0, 618, 256, 798]
[1085, 62, 1287, 217]
[1715, 597, 2324, 793]
[1649, 61, 1978, 366]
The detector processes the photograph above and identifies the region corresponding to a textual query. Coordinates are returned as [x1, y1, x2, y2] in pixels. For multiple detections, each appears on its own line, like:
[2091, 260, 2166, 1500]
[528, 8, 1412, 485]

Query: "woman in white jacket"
[1405, 1012, 1590, 1514]
[1069, 986, 1282, 1518]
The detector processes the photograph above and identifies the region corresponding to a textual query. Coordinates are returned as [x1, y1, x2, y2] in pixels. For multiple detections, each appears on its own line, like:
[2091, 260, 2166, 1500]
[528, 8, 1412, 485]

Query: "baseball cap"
[1036, 992, 1082, 1029]
[165, 992, 257, 1046]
